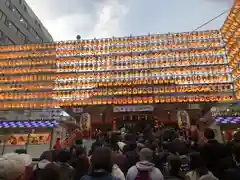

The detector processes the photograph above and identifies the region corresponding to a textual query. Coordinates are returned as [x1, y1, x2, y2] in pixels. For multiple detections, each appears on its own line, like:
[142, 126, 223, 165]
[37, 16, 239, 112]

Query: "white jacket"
[112, 164, 125, 180]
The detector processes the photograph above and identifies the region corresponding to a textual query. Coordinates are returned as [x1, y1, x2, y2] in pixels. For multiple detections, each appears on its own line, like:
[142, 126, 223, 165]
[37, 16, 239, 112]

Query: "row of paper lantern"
[0, 78, 232, 94]
[0, 57, 226, 70]
[0, 73, 231, 84]
[54, 48, 225, 56]
[56, 57, 226, 68]
[0, 44, 224, 60]
[53, 64, 228, 73]
[234, 78, 240, 88]
[221, 2, 240, 71]
[0, 68, 55, 74]
[0, 49, 226, 67]
[221, 2, 240, 42]
[53, 46, 224, 55]
[0, 83, 55, 92]
[0, 94, 234, 109]
[53, 71, 230, 80]
[54, 75, 231, 87]
[228, 52, 240, 69]
[0, 67, 55, 75]
[54, 65, 229, 75]
[54, 40, 223, 50]
[227, 43, 240, 61]
[55, 84, 232, 96]
[235, 90, 240, 99]
[0, 52, 226, 68]
[56, 75, 231, 85]
[55, 84, 232, 93]
[230, 66, 240, 78]
[0, 30, 221, 52]
[0, 81, 232, 92]
[0, 84, 233, 100]
[0, 64, 227, 75]
[0, 35, 222, 53]
[0, 51, 56, 60]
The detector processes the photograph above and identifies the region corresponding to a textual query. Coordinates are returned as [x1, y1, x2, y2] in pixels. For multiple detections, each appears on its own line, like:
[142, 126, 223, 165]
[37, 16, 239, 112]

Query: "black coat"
[223, 165, 240, 180]
[200, 140, 226, 178]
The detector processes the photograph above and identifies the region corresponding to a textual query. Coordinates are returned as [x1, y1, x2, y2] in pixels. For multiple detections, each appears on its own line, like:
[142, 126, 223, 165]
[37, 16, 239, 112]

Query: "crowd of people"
[0, 127, 240, 180]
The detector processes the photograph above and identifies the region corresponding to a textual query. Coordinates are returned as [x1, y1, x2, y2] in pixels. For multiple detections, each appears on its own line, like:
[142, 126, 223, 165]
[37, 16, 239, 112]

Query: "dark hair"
[233, 130, 240, 141]
[39, 163, 60, 180]
[74, 155, 90, 179]
[75, 146, 86, 157]
[15, 149, 27, 154]
[167, 155, 181, 176]
[55, 149, 71, 163]
[127, 142, 137, 151]
[189, 152, 208, 177]
[90, 147, 113, 173]
[232, 142, 240, 163]
[40, 150, 54, 161]
[204, 128, 215, 140]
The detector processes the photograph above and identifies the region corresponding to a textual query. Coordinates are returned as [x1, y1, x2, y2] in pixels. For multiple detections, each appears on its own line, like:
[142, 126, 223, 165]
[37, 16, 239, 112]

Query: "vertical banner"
[177, 110, 190, 130]
[80, 113, 91, 139]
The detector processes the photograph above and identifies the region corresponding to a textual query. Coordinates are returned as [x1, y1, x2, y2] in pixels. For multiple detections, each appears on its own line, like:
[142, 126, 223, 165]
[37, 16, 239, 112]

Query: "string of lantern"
[0, 30, 221, 53]
[220, 1, 240, 101]
[0, 94, 233, 109]
[0, 29, 235, 108]
[0, 83, 233, 100]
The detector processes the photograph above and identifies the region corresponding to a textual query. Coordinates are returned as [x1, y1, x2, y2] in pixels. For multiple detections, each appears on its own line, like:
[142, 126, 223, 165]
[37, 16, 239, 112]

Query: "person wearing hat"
[0, 153, 30, 180]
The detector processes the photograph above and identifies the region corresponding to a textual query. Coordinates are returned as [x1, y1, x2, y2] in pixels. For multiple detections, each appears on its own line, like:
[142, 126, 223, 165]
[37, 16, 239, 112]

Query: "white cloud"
[25, 0, 130, 41]
[43, 13, 92, 41]
[25, 0, 233, 41]
[90, 0, 129, 38]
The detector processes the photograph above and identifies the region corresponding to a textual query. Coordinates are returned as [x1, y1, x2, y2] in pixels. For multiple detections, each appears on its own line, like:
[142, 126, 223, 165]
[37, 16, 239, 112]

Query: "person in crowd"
[117, 142, 126, 152]
[0, 153, 30, 180]
[112, 164, 126, 180]
[167, 134, 189, 155]
[137, 143, 145, 154]
[54, 138, 62, 151]
[55, 149, 74, 180]
[70, 147, 90, 180]
[15, 149, 28, 154]
[124, 141, 139, 171]
[111, 142, 127, 174]
[164, 154, 185, 180]
[223, 133, 240, 180]
[8, 151, 33, 180]
[38, 162, 61, 180]
[185, 152, 218, 180]
[32, 150, 54, 180]
[18, 153, 33, 180]
[200, 128, 225, 178]
[81, 147, 121, 180]
[89, 140, 103, 157]
[126, 148, 164, 180]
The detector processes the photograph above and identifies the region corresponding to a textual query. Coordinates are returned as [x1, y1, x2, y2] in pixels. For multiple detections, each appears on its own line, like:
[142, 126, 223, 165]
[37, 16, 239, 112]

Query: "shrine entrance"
[115, 112, 154, 133]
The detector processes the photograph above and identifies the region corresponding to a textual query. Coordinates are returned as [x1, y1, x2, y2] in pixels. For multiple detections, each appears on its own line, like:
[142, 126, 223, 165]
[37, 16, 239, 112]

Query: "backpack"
[135, 167, 150, 180]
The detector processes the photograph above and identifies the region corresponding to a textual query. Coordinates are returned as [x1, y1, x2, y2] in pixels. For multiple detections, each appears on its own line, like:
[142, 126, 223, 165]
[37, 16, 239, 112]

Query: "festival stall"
[0, 120, 59, 157]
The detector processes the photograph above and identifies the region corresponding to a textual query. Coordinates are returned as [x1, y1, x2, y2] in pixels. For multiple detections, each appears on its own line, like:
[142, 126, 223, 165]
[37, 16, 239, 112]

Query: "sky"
[25, 0, 235, 41]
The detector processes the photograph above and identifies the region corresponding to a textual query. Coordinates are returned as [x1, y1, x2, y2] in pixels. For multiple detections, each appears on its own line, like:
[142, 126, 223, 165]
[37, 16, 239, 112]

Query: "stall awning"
[0, 120, 59, 128]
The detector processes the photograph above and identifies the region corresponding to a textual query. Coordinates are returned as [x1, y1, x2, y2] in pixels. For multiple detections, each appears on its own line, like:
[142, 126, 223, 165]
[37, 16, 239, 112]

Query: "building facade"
[0, 0, 53, 45]
[0, 0, 238, 129]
